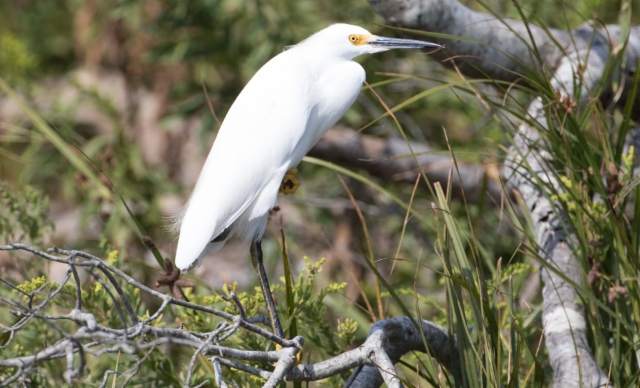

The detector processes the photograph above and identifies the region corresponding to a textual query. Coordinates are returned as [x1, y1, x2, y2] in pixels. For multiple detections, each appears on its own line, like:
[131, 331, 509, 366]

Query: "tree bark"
[368, 0, 640, 386]
[348, 317, 460, 387]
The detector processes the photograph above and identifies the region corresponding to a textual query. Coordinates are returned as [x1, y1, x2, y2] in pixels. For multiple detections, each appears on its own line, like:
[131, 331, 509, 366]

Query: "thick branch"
[348, 317, 459, 387]
[369, 0, 570, 81]
[370, 0, 640, 117]
[368, 1, 632, 386]
[308, 127, 501, 204]
[502, 30, 611, 388]
[210, 317, 457, 386]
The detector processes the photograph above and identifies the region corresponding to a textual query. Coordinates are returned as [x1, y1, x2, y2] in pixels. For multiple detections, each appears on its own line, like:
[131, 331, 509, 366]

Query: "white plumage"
[173, 23, 439, 274]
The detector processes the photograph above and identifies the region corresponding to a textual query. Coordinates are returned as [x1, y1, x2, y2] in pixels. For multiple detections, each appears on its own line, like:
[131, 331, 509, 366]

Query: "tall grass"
[299, 6, 639, 387]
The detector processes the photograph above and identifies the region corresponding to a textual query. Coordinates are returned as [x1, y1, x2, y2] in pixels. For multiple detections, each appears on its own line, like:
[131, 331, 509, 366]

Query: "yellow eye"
[348, 34, 358, 43]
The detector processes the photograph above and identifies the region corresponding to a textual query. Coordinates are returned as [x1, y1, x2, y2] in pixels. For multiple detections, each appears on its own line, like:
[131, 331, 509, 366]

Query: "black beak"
[369, 36, 441, 49]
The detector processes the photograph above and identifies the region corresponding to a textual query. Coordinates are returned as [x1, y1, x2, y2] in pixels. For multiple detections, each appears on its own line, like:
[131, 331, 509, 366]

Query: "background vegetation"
[0, 0, 638, 386]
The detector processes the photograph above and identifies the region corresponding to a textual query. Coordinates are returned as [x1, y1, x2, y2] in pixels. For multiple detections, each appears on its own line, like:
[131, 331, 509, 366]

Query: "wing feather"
[175, 52, 312, 270]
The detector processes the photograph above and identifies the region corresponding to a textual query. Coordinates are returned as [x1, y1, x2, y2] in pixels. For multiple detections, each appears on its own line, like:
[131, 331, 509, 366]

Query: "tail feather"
[167, 202, 189, 235]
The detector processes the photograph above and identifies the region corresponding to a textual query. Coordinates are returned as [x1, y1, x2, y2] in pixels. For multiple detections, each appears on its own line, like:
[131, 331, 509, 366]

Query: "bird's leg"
[250, 240, 285, 338]
[279, 168, 300, 195]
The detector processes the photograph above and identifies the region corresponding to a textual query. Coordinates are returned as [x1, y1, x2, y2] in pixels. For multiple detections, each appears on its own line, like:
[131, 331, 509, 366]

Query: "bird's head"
[295, 23, 441, 59]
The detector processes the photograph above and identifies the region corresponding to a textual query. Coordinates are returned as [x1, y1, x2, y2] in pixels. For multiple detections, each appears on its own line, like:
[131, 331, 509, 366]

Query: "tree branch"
[502, 43, 610, 387]
[368, 0, 637, 386]
[0, 245, 458, 387]
[348, 317, 459, 387]
[370, 0, 575, 80]
[369, 0, 640, 112]
[308, 127, 502, 204]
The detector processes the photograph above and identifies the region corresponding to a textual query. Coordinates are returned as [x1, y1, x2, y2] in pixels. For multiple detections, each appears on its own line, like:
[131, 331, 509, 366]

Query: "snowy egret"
[173, 23, 440, 338]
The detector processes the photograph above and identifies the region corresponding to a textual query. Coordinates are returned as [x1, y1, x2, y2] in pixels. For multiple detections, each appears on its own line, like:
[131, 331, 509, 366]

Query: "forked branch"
[0, 244, 456, 387]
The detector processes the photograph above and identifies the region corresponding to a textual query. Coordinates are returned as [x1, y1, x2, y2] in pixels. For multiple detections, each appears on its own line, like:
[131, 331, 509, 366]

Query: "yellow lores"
[348, 34, 374, 46]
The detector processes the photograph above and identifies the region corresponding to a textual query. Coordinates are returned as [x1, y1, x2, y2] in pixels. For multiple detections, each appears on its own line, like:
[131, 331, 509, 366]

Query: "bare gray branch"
[367, 0, 635, 386]
[0, 244, 456, 387]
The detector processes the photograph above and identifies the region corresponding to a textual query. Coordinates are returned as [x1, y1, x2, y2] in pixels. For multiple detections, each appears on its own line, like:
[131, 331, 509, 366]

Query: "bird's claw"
[279, 168, 300, 195]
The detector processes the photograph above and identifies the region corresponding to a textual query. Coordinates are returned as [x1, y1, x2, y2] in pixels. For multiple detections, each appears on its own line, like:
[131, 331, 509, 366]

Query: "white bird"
[174, 23, 439, 338]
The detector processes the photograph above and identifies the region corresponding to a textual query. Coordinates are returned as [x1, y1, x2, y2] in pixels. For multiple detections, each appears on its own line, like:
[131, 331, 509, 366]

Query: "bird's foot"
[155, 258, 195, 301]
[279, 168, 300, 195]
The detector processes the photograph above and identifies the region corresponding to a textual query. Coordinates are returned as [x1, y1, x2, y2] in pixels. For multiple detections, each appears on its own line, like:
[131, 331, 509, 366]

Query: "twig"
[0, 244, 459, 387]
[210, 357, 228, 388]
